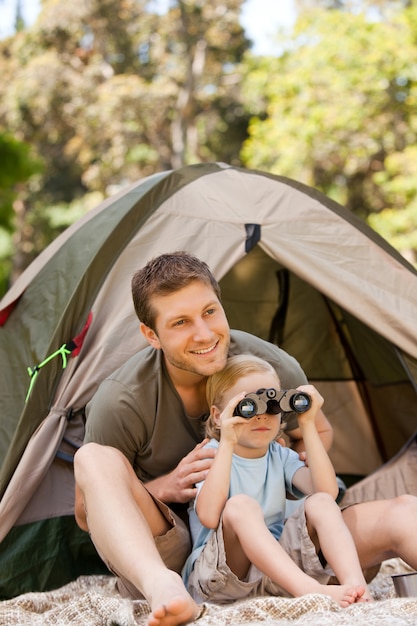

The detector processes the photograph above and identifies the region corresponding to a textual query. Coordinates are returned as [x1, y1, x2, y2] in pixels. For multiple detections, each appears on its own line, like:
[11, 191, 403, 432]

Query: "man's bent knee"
[73, 444, 129, 531]
[75, 441, 125, 466]
[394, 493, 417, 508]
[74, 443, 131, 481]
[386, 494, 417, 525]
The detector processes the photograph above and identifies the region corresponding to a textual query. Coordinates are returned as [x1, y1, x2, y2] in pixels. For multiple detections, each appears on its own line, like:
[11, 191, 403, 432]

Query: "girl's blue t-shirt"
[182, 439, 305, 585]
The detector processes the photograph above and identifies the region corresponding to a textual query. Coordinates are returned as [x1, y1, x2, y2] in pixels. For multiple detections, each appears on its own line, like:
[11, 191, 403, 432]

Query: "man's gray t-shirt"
[84, 330, 307, 484]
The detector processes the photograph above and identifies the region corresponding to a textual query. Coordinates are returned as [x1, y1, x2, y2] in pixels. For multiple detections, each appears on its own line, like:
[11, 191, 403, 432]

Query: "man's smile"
[191, 340, 219, 355]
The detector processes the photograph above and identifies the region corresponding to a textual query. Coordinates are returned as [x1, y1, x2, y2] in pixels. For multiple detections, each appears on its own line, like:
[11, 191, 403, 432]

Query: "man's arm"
[285, 409, 333, 455]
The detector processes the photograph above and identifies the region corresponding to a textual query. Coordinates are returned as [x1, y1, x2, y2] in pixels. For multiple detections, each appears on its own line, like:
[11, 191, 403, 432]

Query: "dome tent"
[1, 162, 416, 598]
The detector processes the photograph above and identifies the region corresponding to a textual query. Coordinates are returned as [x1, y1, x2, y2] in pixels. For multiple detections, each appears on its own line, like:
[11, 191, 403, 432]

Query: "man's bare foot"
[148, 596, 201, 626]
[322, 584, 368, 607]
[147, 571, 200, 626]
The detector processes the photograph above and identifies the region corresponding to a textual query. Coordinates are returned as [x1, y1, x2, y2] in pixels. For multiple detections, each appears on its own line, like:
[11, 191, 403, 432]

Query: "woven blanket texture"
[1, 559, 416, 625]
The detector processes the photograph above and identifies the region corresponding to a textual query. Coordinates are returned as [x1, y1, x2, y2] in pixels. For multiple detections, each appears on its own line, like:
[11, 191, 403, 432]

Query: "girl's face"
[218, 370, 282, 457]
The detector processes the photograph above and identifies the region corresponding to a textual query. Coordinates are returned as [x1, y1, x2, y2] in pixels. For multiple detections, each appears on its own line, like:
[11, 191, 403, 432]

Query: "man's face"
[141, 280, 230, 380]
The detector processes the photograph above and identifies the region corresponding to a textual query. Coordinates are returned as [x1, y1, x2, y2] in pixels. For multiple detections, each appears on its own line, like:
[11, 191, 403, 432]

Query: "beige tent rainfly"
[1, 162, 416, 598]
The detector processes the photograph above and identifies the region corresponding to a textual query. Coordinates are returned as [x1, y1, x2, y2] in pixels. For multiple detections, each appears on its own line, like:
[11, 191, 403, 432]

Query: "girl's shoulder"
[204, 438, 219, 450]
[269, 440, 300, 460]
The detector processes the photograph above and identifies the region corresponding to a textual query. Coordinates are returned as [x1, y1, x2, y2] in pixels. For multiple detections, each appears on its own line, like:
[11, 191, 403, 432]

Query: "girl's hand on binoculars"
[296, 384, 324, 415]
[217, 392, 249, 445]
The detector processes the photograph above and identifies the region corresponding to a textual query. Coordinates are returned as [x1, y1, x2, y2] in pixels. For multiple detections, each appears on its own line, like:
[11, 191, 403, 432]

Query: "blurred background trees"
[0, 0, 416, 296]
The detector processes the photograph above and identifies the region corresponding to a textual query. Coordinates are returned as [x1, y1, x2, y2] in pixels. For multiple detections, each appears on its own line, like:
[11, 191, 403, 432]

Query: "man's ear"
[140, 322, 161, 349]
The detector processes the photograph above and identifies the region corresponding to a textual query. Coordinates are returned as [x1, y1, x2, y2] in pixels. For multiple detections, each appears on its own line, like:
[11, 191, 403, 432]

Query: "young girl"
[182, 354, 373, 606]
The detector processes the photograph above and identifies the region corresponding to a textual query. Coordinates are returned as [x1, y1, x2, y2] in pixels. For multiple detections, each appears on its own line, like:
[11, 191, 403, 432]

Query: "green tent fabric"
[0, 517, 107, 600]
[1, 162, 417, 598]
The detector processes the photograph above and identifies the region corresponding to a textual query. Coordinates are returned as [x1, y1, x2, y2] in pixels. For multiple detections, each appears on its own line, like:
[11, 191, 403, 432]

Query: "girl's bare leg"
[221, 494, 365, 607]
[304, 493, 373, 602]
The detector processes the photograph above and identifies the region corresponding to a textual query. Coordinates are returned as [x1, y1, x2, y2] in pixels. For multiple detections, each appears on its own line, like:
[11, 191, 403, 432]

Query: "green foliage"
[42, 192, 104, 231]
[369, 204, 417, 263]
[368, 144, 417, 259]
[0, 0, 250, 286]
[1, 0, 417, 289]
[0, 227, 13, 296]
[0, 132, 42, 296]
[0, 133, 42, 230]
[241, 6, 417, 263]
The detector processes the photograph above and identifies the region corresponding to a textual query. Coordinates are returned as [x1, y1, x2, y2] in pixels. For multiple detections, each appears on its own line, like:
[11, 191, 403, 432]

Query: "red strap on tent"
[66, 311, 93, 356]
[0, 300, 18, 326]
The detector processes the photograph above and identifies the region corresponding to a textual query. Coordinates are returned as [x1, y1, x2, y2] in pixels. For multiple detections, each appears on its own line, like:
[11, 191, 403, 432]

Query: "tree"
[0, 0, 250, 286]
[295, 0, 409, 13]
[0, 133, 42, 293]
[241, 6, 417, 263]
[14, 0, 25, 32]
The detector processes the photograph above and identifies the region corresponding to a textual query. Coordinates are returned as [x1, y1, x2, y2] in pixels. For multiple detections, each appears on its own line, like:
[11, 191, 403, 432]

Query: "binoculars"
[233, 387, 311, 419]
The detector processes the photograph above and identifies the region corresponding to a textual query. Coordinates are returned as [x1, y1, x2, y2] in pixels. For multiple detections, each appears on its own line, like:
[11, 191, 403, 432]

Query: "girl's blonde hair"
[205, 354, 282, 441]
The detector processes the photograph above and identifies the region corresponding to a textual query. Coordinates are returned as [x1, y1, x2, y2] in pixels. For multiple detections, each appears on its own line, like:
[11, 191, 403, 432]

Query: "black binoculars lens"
[235, 398, 257, 419]
[289, 392, 311, 412]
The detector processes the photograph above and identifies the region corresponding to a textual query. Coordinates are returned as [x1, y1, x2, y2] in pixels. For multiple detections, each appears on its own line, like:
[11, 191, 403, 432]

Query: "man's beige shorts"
[187, 499, 333, 604]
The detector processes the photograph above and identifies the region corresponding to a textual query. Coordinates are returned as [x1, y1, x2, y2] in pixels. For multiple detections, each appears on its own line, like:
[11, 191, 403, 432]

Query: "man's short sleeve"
[84, 378, 147, 466]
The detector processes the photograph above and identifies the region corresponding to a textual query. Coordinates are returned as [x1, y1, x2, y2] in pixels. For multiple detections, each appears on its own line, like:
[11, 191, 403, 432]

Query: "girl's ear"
[211, 405, 222, 428]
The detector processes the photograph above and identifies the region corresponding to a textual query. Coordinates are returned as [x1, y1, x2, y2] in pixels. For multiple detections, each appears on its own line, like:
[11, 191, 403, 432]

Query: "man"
[74, 251, 417, 626]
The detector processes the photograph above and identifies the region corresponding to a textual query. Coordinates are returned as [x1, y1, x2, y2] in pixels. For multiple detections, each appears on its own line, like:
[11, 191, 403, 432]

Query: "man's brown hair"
[131, 251, 221, 330]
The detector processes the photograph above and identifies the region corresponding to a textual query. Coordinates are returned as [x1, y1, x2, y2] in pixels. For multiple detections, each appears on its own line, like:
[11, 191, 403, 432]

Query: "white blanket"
[1, 559, 416, 625]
